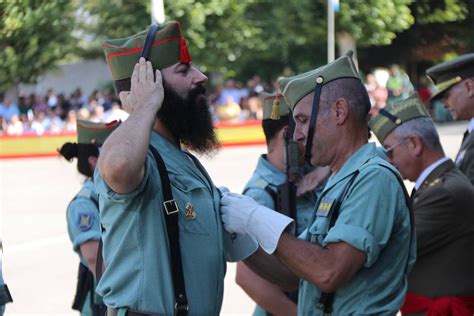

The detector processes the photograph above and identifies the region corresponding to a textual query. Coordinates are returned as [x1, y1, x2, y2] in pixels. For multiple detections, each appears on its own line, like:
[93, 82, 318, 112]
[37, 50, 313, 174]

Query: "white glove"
[218, 186, 230, 195]
[220, 192, 294, 254]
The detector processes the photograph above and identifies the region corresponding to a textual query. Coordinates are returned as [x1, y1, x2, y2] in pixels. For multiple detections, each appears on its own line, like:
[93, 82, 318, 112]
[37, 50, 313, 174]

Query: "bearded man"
[95, 22, 241, 316]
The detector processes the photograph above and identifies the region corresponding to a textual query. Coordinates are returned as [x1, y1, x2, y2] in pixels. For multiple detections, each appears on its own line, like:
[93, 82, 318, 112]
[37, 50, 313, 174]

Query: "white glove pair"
[220, 192, 294, 254]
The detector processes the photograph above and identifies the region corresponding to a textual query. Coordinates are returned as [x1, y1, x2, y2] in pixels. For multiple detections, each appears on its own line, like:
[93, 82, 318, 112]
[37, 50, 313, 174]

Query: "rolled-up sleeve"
[322, 167, 405, 268]
[67, 198, 101, 252]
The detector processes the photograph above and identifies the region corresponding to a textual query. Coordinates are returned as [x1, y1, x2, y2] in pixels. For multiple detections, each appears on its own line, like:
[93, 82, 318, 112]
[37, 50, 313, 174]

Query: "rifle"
[275, 127, 299, 231]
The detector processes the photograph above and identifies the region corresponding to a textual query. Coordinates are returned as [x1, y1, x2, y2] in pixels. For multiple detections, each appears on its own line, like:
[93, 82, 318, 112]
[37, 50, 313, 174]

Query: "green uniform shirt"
[243, 155, 320, 316]
[94, 131, 225, 315]
[66, 179, 103, 315]
[298, 143, 416, 316]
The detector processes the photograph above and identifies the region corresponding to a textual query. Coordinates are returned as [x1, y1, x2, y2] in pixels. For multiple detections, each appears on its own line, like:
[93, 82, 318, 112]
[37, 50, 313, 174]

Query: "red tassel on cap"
[180, 38, 192, 64]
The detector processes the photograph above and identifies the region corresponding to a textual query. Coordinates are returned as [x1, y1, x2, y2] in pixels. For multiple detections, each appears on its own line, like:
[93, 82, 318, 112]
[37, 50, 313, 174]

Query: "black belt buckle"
[174, 302, 189, 316]
[163, 199, 179, 215]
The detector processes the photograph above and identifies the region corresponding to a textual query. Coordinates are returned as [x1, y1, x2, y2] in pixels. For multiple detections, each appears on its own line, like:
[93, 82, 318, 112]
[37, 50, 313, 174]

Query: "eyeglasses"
[383, 139, 407, 159]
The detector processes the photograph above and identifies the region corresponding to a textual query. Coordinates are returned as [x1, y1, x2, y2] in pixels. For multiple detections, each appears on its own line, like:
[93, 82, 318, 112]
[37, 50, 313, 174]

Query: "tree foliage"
[357, 0, 471, 74]
[0, 0, 75, 90]
[337, 0, 414, 46]
[78, 0, 418, 81]
[1, 0, 471, 91]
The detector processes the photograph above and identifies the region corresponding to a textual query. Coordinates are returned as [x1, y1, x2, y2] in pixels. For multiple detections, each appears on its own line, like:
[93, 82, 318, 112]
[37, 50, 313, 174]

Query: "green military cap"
[426, 53, 474, 101]
[77, 120, 121, 145]
[277, 51, 361, 110]
[368, 94, 431, 143]
[260, 92, 290, 120]
[102, 21, 192, 81]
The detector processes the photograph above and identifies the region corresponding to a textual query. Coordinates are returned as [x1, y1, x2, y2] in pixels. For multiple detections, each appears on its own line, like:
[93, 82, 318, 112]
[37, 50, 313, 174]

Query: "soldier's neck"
[153, 119, 180, 148]
[267, 146, 285, 174]
[416, 150, 446, 179]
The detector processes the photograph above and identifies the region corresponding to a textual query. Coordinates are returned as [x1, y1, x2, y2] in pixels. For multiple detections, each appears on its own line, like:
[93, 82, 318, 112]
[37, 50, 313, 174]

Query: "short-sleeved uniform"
[66, 178, 103, 316]
[298, 143, 416, 316]
[243, 155, 320, 316]
[455, 119, 474, 185]
[94, 131, 225, 315]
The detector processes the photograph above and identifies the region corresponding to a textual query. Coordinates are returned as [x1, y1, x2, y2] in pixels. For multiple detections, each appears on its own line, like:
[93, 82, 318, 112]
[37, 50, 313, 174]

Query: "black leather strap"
[317, 170, 359, 315]
[0, 284, 12, 305]
[378, 108, 400, 124]
[378, 164, 414, 275]
[305, 80, 324, 163]
[141, 24, 160, 60]
[317, 163, 414, 315]
[96, 237, 104, 284]
[148, 145, 188, 316]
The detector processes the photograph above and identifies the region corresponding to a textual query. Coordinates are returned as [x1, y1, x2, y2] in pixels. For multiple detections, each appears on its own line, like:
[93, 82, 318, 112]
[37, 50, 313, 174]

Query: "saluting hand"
[119, 57, 164, 114]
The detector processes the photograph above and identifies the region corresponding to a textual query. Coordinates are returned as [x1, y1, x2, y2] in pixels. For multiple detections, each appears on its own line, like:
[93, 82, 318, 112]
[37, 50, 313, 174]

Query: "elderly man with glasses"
[369, 94, 474, 315]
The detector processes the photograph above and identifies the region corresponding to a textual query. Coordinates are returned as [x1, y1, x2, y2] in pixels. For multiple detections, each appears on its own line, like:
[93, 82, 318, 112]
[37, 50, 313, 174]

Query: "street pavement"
[0, 121, 467, 315]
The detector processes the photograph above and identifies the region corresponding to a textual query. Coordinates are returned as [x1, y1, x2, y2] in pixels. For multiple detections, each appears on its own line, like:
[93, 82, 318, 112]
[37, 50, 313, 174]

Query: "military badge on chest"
[310, 196, 337, 244]
[316, 196, 336, 217]
[185, 202, 196, 220]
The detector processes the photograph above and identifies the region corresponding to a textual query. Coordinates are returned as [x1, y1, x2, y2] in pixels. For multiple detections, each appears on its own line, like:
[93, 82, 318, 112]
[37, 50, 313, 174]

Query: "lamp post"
[151, 0, 165, 24]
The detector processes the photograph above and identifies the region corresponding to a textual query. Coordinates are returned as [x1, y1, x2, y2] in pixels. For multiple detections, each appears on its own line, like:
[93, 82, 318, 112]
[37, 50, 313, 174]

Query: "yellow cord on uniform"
[270, 97, 280, 120]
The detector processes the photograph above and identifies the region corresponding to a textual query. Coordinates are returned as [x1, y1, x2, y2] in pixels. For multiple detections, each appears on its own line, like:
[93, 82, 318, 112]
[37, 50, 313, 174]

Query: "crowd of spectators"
[0, 88, 128, 136]
[0, 67, 453, 136]
[365, 65, 453, 122]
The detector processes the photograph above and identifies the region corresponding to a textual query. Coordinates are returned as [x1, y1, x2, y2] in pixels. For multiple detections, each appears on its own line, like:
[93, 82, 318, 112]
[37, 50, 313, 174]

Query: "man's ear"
[334, 98, 349, 124]
[281, 125, 290, 139]
[409, 135, 423, 157]
[464, 78, 474, 98]
[88, 155, 98, 170]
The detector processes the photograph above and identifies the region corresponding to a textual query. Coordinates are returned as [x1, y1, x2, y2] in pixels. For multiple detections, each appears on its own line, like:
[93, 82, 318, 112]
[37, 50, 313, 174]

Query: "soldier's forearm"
[244, 248, 299, 292]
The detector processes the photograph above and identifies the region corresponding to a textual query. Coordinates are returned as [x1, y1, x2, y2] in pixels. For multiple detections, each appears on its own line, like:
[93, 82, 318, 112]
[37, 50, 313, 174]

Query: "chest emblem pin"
[185, 202, 197, 220]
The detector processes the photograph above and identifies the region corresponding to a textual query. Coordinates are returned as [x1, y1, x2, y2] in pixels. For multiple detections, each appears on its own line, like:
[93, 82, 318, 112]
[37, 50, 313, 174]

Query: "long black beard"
[158, 84, 220, 154]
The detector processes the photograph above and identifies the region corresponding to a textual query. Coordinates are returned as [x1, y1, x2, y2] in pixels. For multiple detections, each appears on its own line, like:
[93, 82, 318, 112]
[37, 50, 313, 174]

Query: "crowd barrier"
[0, 120, 265, 159]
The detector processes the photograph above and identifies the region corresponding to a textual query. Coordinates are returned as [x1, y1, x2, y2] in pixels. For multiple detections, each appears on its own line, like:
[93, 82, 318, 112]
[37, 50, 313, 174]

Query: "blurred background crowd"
[0, 64, 453, 136]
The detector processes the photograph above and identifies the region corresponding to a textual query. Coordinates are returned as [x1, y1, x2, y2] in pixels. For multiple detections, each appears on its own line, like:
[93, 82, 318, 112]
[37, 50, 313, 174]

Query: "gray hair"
[320, 78, 371, 125]
[392, 117, 443, 152]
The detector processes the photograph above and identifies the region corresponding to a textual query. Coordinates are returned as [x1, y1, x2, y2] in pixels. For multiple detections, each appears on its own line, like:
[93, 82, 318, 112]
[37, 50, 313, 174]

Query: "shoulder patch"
[76, 212, 94, 232]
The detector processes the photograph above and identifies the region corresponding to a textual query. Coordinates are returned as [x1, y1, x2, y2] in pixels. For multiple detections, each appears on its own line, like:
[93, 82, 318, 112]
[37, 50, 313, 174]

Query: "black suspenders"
[148, 145, 189, 316]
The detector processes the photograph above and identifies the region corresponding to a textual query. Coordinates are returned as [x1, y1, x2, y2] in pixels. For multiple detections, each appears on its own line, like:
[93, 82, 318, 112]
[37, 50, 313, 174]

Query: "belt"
[107, 308, 163, 316]
[401, 292, 474, 316]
